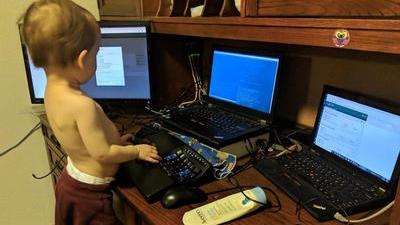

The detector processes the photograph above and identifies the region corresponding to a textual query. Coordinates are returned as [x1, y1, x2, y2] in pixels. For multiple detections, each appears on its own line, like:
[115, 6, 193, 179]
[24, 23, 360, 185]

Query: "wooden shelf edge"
[101, 16, 400, 31]
[101, 16, 400, 55]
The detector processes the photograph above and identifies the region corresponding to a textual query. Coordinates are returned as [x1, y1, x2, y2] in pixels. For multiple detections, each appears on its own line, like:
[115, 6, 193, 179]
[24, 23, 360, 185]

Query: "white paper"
[96, 47, 125, 86]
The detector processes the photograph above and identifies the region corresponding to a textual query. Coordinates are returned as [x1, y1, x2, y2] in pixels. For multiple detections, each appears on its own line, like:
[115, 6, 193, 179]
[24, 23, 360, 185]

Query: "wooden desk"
[38, 114, 393, 224]
[116, 166, 392, 225]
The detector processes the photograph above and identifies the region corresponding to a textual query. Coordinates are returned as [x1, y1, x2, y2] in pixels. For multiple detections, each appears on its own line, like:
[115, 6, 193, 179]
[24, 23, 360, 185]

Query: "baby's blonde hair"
[19, 0, 99, 68]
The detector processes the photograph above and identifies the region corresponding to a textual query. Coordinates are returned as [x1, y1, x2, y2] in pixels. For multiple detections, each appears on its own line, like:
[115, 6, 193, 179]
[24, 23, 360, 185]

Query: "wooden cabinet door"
[243, 0, 400, 18]
[142, 0, 159, 16]
[98, 0, 142, 16]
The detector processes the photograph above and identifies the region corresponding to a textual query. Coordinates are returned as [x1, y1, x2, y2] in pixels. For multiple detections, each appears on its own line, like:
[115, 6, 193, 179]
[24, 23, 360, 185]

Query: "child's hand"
[136, 144, 161, 163]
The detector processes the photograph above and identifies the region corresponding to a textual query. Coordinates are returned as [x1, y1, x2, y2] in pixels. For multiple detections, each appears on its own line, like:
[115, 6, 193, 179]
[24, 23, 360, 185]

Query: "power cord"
[267, 127, 305, 158]
[32, 154, 66, 179]
[295, 196, 322, 224]
[334, 201, 394, 223]
[0, 122, 41, 157]
[230, 138, 261, 175]
[180, 53, 203, 106]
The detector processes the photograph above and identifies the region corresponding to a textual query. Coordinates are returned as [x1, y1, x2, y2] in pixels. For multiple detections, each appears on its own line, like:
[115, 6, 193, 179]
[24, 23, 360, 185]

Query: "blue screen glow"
[208, 50, 279, 114]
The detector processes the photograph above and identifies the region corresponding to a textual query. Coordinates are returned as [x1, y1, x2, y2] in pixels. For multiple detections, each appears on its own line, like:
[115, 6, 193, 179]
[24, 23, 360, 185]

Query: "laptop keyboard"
[176, 105, 259, 134]
[277, 151, 381, 209]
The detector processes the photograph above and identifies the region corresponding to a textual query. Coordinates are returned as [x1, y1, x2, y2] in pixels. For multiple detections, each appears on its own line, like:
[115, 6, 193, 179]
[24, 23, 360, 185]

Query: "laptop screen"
[208, 50, 280, 114]
[313, 90, 400, 183]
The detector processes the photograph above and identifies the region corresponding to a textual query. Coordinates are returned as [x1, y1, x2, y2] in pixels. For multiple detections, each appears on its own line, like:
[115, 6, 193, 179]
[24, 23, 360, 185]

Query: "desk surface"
[116, 165, 391, 225]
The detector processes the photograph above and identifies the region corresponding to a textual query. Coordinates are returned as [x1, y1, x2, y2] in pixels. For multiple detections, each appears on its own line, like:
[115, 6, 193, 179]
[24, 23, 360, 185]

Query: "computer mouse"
[161, 185, 207, 209]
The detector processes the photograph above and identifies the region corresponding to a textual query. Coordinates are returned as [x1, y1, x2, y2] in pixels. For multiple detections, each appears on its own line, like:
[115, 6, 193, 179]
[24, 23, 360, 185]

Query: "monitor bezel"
[20, 42, 42, 104]
[20, 20, 153, 105]
[311, 85, 400, 191]
[206, 45, 282, 121]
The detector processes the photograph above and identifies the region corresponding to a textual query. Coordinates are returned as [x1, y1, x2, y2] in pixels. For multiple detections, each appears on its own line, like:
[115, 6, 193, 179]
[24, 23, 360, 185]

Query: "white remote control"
[182, 186, 267, 225]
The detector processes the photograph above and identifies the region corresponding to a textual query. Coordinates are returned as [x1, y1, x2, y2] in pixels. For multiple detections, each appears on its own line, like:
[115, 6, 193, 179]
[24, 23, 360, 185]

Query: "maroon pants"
[55, 169, 122, 225]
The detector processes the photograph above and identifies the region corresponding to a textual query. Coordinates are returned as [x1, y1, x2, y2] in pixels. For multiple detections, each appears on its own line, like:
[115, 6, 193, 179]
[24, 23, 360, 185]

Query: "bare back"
[45, 83, 121, 177]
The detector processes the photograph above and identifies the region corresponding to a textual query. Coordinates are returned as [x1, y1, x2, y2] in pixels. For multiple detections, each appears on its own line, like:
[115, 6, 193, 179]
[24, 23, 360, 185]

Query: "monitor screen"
[21, 21, 151, 104]
[208, 49, 280, 114]
[313, 88, 400, 183]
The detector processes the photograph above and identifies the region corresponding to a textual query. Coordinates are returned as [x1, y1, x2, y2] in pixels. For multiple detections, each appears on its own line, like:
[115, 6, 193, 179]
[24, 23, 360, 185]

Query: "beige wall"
[0, 1, 98, 225]
[275, 47, 400, 127]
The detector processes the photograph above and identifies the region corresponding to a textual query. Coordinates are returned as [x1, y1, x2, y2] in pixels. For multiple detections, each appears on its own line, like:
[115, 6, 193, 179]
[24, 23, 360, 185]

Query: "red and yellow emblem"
[333, 29, 350, 48]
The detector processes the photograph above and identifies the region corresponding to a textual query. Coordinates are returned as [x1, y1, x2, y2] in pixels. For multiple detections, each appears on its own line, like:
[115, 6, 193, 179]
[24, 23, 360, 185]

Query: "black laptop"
[255, 85, 400, 221]
[161, 46, 281, 148]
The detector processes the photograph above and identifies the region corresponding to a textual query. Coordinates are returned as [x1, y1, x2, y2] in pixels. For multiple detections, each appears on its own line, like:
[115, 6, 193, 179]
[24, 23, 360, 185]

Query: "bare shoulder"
[71, 95, 103, 117]
[73, 95, 97, 108]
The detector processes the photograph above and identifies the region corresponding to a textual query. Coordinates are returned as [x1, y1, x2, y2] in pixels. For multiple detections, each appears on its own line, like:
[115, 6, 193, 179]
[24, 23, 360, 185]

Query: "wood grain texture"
[100, 16, 400, 54]
[116, 167, 391, 225]
[142, 0, 159, 16]
[255, 0, 400, 17]
[102, 16, 400, 30]
[99, 0, 142, 16]
[243, 0, 258, 16]
[150, 17, 400, 54]
[156, 0, 172, 16]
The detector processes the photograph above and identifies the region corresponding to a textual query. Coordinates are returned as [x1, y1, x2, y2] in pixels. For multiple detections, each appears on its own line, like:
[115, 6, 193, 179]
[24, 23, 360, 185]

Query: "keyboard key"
[277, 151, 376, 210]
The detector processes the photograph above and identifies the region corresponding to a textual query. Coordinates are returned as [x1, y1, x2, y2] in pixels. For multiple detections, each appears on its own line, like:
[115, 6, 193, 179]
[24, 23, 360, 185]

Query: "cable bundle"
[179, 53, 204, 106]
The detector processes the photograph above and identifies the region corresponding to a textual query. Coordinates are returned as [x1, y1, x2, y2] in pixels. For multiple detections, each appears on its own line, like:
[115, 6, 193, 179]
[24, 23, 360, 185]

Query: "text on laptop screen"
[208, 50, 279, 114]
[24, 25, 151, 102]
[314, 93, 400, 183]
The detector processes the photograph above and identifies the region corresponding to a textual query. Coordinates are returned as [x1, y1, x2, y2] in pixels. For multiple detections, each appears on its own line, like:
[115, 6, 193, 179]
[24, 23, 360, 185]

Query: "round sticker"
[333, 29, 350, 47]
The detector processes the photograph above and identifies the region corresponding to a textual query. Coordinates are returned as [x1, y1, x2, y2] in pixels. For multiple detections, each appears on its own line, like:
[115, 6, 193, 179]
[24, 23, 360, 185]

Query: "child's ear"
[76, 49, 88, 70]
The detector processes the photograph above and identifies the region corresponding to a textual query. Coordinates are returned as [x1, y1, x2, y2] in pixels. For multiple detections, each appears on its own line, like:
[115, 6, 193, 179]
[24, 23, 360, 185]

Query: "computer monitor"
[208, 47, 280, 117]
[21, 21, 152, 105]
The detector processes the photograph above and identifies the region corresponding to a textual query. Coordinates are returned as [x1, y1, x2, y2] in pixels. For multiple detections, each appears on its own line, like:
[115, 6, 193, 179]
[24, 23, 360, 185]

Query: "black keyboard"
[176, 105, 259, 134]
[160, 144, 211, 184]
[277, 151, 380, 210]
[120, 124, 213, 202]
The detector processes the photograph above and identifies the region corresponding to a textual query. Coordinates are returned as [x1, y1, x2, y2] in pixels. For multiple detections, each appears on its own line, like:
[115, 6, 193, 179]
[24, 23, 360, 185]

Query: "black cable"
[337, 206, 351, 225]
[232, 153, 254, 176]
[283, 127, 311, 139]
[0, 122, 41, 157]
[243, 139, 254, 157]
[32, 154, 66, 179]
[231, 139, 259, 175]
[273, 128, 282, 145]
[171, 85, 196, 106]
[245, 138, 256, 159]
[295, 196, 321, 223]
[254, 138, 269, 160]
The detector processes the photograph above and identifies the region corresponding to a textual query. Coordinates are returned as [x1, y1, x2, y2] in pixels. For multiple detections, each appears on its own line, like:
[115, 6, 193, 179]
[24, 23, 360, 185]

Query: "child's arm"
[74, 98, 160, 164]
